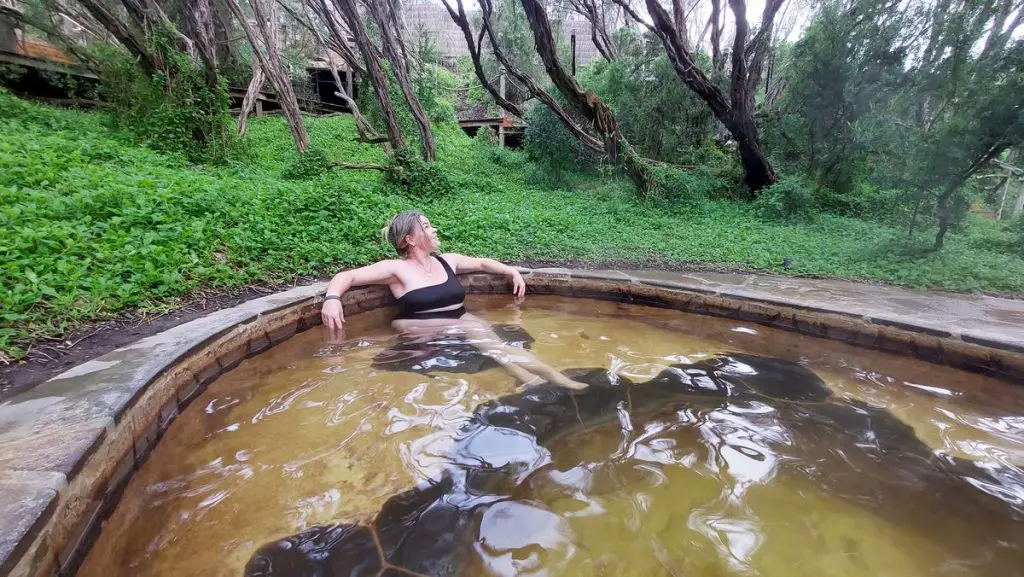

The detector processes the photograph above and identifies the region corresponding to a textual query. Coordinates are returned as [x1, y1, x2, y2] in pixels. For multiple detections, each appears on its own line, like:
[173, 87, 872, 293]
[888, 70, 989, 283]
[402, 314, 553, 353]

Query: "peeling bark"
[332, 0, 406, 151]
[237, 60, 265, 136]
[519, 0, 654, 194]
[364, 0, 436, 161]
[225, 0, 310, 152]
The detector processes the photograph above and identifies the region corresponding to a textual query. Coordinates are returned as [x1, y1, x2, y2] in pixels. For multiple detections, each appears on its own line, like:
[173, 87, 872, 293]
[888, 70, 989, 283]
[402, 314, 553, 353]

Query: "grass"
[2, 91, 1023, 360]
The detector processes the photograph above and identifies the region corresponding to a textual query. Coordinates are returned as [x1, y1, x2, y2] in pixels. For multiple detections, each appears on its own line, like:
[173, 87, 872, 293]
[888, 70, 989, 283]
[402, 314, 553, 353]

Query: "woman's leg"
[392, 315, 588, 390]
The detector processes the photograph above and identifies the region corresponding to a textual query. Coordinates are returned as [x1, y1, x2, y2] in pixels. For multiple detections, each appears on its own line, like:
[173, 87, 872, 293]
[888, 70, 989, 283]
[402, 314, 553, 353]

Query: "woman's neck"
[404, 249, 433, 265]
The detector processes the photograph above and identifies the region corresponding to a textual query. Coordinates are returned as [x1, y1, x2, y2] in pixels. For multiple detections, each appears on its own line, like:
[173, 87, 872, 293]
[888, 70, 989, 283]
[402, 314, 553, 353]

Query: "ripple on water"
[77, 296, 1024, 577]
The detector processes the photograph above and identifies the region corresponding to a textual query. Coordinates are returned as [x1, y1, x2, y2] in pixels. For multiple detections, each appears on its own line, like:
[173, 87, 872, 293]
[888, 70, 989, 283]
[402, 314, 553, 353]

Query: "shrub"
[282, 148, 332, 180]
[651, 165, 730, 205]
[523, 99, 599, 187]
[94, 41, 232, 162]
[755, 175, 816, 222]
[385, 148, 454, 198]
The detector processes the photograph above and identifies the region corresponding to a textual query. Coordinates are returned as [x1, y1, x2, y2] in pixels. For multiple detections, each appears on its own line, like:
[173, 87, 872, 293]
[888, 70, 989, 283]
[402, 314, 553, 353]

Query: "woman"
[320, 210, 585, 389]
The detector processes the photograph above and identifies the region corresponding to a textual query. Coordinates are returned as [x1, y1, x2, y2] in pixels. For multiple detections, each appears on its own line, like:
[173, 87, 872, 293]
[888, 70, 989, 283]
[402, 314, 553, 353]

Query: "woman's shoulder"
[438, 253, 464, 269]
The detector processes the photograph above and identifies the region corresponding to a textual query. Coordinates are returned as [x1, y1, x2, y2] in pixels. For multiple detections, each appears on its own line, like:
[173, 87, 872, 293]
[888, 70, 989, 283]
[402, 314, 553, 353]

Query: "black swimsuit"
[395, 255, 466, 320]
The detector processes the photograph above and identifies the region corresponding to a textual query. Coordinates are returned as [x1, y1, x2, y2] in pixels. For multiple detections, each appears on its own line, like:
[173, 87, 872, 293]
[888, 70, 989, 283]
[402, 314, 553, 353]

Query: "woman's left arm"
[443, 253, 525, 297]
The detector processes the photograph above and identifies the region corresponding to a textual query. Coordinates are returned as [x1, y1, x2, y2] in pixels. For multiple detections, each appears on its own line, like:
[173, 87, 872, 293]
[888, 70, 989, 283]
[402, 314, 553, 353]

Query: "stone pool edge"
[1, 269, 1021, 577]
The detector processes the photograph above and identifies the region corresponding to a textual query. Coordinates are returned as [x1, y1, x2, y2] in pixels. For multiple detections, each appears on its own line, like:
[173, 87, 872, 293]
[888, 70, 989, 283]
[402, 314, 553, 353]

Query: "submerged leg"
[391, 315, 588, 389]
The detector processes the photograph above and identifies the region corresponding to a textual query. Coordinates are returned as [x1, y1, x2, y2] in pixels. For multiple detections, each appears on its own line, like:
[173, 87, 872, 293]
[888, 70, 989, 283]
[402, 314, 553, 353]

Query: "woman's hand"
[510, 270, 526, 299]
[321, 298, 345, 330]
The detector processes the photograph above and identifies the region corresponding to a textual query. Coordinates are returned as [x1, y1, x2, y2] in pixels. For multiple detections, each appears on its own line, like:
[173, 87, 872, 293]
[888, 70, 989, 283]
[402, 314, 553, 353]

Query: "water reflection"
[77, 297, 1024, 577]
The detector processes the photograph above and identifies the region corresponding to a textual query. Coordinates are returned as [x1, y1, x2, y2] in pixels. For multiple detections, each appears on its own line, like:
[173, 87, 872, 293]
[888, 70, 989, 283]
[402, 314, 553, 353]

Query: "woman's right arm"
[321, 260, 400, 329]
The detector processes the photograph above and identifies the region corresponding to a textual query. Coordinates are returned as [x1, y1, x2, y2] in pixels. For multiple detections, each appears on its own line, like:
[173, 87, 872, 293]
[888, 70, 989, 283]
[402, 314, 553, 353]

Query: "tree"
[518, 0, 656, 193]
[329, 0, 407, 151]
[363, 0, 436, 161]
[612, 0, 784, 194]
[225, 0, 311, 153]
[563, 0, 619, 61]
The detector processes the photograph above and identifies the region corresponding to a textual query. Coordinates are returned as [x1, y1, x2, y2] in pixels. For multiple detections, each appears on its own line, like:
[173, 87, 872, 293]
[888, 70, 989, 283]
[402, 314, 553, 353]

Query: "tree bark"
[76, 0, 160, 74]
[184, 0, 220, 89]
[225, 0, 310, 153]
[518, 0, 654, 194]
[439, 0, 522, 117]
[710, 0, 723, 72]
[211, 0, 237, 70]
[634, 0, 778, 194]
[237, 61, 265, 136]
[332, 0, 406, 151]
[364, 0, 436, 161]
[478, 0, 604, 152]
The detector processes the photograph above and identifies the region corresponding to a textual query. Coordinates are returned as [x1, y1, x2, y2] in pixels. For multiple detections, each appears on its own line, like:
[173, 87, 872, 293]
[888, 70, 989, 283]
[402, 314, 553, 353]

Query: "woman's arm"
[321, 260, 400, 328]
[442, 254, 525, 297]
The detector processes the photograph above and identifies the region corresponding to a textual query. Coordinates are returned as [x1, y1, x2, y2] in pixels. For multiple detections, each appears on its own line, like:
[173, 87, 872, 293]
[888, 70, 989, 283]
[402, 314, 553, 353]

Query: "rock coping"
[1, 268, 1022, 577]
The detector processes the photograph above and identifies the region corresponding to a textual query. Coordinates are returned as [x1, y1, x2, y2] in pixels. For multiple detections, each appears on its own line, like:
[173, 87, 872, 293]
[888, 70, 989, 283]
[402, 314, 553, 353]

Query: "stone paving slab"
[0, 471, 65, 575]
[0, 282, 328, 574]
[619, 270, 1024, 351]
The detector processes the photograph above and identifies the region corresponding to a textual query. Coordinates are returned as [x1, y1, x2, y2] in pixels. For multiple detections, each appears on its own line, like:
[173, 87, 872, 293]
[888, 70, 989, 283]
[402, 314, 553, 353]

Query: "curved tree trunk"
[438, 0, 522, 117]
[636, 0, 778, 195]
[332, 0, 406, 152]
[518, 0, 654, 194]
[225, 0, 310, 153]
[237, 61, 265, 136]
[366, 0, 436, 161]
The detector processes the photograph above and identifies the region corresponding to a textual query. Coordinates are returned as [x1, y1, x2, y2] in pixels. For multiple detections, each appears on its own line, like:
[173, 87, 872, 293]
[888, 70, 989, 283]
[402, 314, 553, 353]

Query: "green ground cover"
[2, 92, 1023, 360]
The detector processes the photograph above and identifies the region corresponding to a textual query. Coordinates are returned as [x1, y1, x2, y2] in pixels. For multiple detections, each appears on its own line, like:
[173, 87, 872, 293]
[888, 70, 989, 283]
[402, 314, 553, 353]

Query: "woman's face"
[414, 215, 440, 252]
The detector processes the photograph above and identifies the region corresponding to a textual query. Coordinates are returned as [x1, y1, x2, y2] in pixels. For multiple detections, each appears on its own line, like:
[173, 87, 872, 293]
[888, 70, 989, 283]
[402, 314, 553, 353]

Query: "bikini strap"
[434, 254, 457, 277]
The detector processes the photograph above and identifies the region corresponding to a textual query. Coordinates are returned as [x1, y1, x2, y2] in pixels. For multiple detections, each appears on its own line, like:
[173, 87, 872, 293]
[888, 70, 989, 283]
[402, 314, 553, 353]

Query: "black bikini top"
[396, 255, 466, 317]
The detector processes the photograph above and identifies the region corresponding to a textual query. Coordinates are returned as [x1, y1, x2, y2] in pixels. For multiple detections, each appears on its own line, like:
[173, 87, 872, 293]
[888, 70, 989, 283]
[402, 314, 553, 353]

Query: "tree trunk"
[736, 133, 776, 191]
[305, 0, 366, 76]
[184, 0, 220, 89]
[518, 0, 654, 195]
[639, 0, 778, 196]
[76, 0, 159, 74]
[934, 145, 1009, 249]
[439, 0, 522, 117]
[478, 0, 604, 152]
[299, 0, 386, 148]
[332, 0, 406, 151]
[225, 0, 309, 153]
[365, 0, 436, 161]
[211, 0, 236, 70]
[238, 61, 265, 136]
[1012, 180, 1024, 219]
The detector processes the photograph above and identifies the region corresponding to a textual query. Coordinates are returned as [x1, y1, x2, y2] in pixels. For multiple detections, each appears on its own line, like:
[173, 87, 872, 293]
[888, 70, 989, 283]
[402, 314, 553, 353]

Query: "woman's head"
[381, 210, 439, 256]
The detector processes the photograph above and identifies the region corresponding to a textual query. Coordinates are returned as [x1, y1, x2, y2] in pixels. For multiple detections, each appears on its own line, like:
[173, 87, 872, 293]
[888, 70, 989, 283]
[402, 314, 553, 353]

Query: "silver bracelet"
[324, 295, 341, 301]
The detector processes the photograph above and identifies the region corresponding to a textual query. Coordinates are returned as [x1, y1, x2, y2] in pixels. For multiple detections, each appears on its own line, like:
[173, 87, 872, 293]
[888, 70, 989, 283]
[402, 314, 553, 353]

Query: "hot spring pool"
[78, 295, 1024, 577]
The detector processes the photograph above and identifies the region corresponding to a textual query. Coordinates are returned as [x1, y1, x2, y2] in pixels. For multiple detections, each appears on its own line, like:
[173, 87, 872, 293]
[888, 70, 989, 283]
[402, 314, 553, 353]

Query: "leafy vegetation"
[3, 90, 1024, 360]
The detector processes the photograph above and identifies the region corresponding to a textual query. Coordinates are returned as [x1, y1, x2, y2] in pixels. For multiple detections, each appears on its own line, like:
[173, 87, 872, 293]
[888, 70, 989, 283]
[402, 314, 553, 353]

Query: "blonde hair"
[380, 210, 425, 256]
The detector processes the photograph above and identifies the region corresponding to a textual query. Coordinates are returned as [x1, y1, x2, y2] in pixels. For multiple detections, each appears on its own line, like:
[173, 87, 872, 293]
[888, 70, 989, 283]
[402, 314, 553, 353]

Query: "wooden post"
[996, 171, 1010, 220]
[499, 67, 506, 148]
[571, 32, 576, 76]
[345, 68, 353, 99]
[1012, 178, 1024, 219]
[256, 99, 263, 116]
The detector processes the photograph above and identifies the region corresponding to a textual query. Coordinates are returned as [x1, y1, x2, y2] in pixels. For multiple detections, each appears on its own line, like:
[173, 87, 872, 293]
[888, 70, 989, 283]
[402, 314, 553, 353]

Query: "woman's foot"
[554, 374, 589, 390]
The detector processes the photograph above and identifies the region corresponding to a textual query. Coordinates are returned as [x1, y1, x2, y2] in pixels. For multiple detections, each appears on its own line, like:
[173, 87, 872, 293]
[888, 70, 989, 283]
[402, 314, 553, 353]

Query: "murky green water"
[79, 296, 1024, 577]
